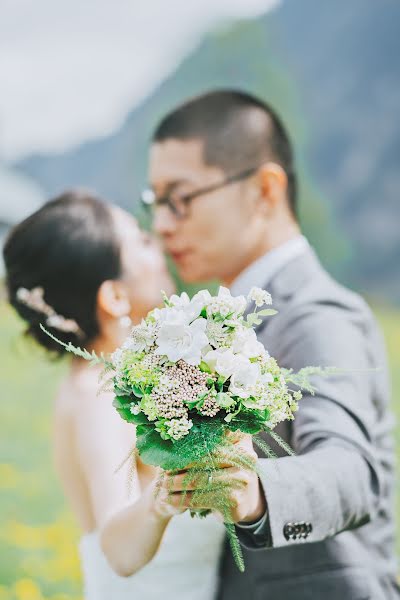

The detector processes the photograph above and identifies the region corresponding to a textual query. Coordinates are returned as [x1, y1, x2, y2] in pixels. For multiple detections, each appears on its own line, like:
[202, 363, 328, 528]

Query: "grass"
[0, 300, 399, 598]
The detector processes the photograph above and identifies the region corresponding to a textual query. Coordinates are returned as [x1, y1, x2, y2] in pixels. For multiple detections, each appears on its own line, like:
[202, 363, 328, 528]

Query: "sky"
[0, 0, 280, 162]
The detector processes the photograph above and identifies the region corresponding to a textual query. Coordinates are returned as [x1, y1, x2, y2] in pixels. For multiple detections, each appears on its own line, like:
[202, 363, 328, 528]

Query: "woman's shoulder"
[55, 363, 108, 418]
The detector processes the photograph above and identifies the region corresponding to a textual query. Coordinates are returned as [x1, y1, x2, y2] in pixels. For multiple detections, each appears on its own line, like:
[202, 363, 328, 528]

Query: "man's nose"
[152, 207, 178, 237]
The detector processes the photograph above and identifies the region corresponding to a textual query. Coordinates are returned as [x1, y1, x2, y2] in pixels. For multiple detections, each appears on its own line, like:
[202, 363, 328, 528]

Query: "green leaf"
[216, 393, 235, 408]
[226, 407, 267, 434]
[131, 385, 143, 398]
[136, 429, 188, 470]
[199, 361, 211, 374]
[213, 313, 225, 323]
[245, 313, 262, 326]
[161, 290, 172, 306]
[114, 404, 139, 424]
[127, 411, 149, 425]
[228, 420, 263, 434]
[112, 395, 132, 409]
[137, 420, 226, 470]
[257, 309, 278, 317]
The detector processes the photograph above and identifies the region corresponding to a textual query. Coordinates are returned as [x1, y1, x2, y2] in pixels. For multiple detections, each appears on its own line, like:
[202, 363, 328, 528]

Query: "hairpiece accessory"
[16, 286, 84, 338]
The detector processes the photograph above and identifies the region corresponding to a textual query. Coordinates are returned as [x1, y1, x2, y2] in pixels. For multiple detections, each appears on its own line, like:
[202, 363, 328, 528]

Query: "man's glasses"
[140, 165, 261, 220]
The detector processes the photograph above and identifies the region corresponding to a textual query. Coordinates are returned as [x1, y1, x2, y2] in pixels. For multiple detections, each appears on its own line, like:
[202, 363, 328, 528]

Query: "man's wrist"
[239, 478, 267, 524]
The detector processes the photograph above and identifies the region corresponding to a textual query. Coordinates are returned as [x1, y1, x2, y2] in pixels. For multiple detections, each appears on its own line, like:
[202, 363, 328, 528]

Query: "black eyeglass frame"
[141, 165, 261, 219]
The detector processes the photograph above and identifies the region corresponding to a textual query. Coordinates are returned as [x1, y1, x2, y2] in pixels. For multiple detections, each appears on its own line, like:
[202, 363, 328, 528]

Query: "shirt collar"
[230, 235, 310, 297]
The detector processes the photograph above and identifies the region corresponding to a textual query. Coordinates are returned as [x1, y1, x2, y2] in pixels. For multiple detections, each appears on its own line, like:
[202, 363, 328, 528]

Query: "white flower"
[169, 291, 191, 308]
[130, 404, 141, 415]
[151, 306, 169, 323]
[248, 287, 273, 307]
[165, 417, 193, 440]
[229, 358, 261, 399]
[123, 319, 156, 352]
[155, 313, 208, 366]
[261, 372, 274, 385]
[207, 286, 247, 318]
[111, 347, 124, 369]
[191, 289, 212, 306]
[206, 320, 233, 348]
[232, 325, 265, 358]
[203, 348, 238, 378]
[169, 291, 205, 322]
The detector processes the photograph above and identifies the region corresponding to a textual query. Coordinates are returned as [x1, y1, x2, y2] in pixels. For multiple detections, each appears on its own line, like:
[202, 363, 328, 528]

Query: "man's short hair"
[153, 89, 297, 217]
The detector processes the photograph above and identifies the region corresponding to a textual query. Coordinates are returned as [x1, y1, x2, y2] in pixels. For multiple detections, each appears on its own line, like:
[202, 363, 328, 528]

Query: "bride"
[3, 191, 225, 599]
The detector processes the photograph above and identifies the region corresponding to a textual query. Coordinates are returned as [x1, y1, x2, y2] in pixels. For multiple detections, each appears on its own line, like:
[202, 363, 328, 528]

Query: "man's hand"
[158, 434, 266, 523]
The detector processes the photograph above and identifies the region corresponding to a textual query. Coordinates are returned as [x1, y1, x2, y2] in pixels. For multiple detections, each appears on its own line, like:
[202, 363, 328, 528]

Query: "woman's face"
[112, 207, 174, 323]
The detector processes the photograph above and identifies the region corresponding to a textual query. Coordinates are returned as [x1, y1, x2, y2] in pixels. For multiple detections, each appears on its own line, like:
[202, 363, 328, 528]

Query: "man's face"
[149, 139, 262, 284]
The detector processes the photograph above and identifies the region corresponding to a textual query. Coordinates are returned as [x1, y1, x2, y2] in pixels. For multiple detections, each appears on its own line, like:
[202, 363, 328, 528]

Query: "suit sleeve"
[238, 303, 386, 550]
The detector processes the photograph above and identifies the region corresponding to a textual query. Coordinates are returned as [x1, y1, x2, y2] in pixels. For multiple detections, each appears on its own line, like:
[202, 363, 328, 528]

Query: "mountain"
[14, 0, 400, 303]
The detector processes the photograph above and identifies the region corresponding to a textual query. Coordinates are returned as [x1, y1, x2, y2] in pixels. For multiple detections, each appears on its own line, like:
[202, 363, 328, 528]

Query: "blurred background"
[0, 0, 399, 598]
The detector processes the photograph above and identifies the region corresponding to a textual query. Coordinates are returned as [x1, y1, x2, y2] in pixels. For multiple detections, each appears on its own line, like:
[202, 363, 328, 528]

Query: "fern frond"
[282, 366, 348, 394]
[252, 435, 278, 459]
[40, 324, 113, 368]
[264, 428, 295, 456]
[97, 376, 115, 396]
[224, 523, 245, 573]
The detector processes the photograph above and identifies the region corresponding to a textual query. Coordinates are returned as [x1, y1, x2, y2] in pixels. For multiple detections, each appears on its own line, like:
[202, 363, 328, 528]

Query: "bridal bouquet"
[110, 287, 301, 471]
[43, 286, 326, 571]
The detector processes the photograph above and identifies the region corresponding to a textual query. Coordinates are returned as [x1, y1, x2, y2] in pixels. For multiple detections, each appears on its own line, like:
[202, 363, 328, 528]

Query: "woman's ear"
[97, 280, 131, 319]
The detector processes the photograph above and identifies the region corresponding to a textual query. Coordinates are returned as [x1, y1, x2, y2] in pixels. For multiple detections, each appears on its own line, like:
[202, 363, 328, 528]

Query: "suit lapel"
[254, 247, 322, 337]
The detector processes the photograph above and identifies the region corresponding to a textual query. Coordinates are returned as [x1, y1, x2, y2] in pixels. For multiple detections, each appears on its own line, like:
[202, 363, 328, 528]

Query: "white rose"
[229, 357, 261, 398]
[155, 314, 208, 366]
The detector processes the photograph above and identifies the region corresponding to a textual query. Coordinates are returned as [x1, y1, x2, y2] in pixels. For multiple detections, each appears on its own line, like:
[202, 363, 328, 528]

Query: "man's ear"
[97, 280, 131, 318]
[258, 162, 288, 209]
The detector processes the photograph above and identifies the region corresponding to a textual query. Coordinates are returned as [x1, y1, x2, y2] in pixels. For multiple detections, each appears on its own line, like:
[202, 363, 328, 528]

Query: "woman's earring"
[119, 315, 132, 329]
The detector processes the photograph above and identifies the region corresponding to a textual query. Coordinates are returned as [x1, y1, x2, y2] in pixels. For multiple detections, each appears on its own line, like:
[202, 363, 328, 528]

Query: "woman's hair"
[3, 190, 122, 356]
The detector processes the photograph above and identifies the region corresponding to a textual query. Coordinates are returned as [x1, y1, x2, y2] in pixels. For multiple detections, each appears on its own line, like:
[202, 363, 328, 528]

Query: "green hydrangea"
[140, 394, 158, 421]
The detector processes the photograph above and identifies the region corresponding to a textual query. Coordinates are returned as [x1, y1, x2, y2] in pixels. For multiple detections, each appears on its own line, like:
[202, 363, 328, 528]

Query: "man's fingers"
[161, 467, 249, 492]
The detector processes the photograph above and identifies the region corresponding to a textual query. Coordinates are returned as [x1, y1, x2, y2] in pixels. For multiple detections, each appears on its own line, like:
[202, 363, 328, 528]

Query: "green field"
[0, 300, 399, 599]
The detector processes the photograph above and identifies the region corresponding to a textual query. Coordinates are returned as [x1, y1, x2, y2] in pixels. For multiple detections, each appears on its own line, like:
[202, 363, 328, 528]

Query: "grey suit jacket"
[217, 248, 399, 600]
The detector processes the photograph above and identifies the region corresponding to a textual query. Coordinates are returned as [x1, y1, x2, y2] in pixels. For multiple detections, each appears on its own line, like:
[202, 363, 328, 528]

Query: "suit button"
[283, 522, 295, 541]
[294, 523, 301, 538]
[298, 521, 307, 538]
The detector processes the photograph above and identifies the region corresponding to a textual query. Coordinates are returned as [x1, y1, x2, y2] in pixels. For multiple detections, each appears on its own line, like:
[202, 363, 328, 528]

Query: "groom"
[145, 90, 399, 598]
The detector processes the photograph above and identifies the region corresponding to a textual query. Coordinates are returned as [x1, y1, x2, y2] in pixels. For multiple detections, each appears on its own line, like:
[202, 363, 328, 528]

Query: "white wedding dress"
[79, 511, 226, 600]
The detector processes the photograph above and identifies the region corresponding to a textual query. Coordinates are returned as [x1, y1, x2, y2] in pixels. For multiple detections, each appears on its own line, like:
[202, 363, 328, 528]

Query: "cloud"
[0, 0, 280, 161]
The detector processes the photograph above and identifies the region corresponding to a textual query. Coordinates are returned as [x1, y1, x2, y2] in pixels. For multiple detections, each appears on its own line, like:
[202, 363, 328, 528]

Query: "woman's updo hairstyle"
[3, 190, 122, 355]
